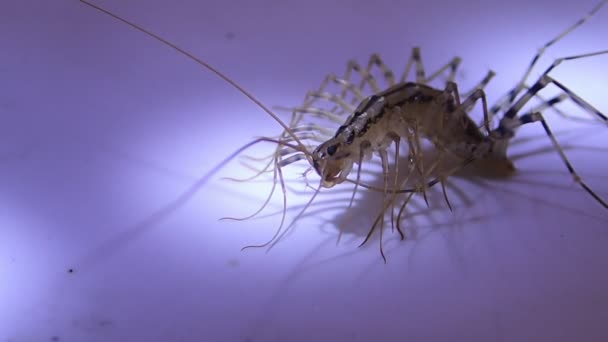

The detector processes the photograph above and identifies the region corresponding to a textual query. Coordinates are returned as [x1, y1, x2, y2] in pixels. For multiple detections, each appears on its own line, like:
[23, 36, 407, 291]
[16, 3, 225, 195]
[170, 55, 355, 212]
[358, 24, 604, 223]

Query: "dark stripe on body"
[334, 82, 438, 143]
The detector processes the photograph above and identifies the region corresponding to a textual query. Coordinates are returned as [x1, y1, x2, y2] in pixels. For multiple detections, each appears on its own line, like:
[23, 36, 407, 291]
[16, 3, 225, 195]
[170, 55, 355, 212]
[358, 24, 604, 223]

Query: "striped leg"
[491, 0, 607, 115]
[399, 47, 462, 84]
[357, 53, 397, 90]
[462, 70, 496, 99]
[341, 49, 462, 99]
[497, 73, 608, 208]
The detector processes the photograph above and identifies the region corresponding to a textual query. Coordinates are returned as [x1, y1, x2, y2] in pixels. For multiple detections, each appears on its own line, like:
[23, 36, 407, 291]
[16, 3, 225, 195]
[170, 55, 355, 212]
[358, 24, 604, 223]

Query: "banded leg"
[445, 80, 493, 136]
[425, 55, 462, 84]
[352, 53, 397, 99]
[342, 59, 383, 95]
[399, 47, 462, 84]
[342, 48, 463, 100]
[498, 73, 608, 208]
[459, 87, 493, 135]
[502, 55, 608, 122]
[292, 73, 366, 118]
[306, 73, 366, 107]
[486, 83, 571, 130]
[491, 1, 607, 114]
[461, 71, 497, 130]
[493, 50, 608, 119]
[274, 72, 368, 135]
[462, 70, 496, 100]
[303, 91, 356, 113]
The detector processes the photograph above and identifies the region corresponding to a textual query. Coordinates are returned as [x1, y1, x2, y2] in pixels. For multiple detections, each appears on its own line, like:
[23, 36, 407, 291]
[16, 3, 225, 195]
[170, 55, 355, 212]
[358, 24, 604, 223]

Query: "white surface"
[2, 1, 608, 341]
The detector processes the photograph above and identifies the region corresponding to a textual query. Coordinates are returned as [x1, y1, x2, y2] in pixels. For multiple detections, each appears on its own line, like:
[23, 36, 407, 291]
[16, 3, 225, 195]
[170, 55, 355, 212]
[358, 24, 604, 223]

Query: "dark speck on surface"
[225, 31, 235, 40]
[99, 319, 113, 327]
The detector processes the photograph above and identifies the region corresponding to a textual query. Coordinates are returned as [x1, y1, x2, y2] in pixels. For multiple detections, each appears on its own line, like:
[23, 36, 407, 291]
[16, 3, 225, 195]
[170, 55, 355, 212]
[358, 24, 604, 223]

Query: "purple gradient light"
[2, 0, 608, 341]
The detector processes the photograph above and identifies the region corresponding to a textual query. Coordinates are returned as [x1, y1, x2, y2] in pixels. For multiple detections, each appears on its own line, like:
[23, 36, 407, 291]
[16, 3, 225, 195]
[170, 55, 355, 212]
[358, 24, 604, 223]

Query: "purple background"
[2, 0, 608, 341]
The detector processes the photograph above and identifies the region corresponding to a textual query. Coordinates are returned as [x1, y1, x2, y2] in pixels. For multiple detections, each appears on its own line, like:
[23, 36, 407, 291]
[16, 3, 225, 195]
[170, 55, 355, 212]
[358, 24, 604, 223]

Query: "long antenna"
[79, 0, 308, 152]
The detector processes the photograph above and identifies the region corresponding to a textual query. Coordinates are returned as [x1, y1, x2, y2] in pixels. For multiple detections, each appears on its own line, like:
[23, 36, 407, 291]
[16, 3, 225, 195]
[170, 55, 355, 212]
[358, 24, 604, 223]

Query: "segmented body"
[311, 81, 489, 187]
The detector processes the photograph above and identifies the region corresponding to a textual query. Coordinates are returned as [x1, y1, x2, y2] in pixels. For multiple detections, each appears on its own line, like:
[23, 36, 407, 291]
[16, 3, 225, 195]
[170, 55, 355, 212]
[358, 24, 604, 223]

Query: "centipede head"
[311, 139, 354, 188]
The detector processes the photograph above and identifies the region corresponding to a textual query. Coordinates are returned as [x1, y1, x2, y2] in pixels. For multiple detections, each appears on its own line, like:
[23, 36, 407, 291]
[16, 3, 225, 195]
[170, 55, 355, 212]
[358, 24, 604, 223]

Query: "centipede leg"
[499, 71, 608, 208]
[491, 1, 607, 114]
